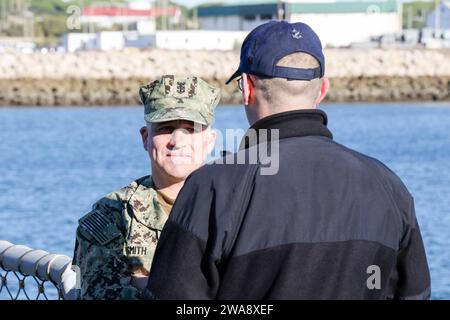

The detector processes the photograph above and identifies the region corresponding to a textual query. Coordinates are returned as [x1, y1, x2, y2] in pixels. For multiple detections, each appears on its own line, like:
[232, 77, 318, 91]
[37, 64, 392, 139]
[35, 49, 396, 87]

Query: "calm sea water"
[0, 103, 449, 300]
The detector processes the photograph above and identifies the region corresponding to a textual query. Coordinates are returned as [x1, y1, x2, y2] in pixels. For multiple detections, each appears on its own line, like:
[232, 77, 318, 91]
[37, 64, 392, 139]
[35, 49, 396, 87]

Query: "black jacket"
[145, 109, 430, 300]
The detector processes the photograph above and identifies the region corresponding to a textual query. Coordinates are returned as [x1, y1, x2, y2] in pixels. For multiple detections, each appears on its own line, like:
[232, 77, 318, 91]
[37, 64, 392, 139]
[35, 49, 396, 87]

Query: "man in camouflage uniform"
[72, 75, 220, 299]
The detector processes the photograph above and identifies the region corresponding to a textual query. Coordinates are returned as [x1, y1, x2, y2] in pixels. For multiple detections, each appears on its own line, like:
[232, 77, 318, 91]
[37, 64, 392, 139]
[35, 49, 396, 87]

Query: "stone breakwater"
[0, 48, 449, 106]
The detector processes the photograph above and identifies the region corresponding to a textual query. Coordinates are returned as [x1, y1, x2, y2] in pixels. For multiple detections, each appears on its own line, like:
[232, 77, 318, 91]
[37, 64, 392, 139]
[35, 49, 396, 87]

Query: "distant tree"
[402, 1, 435, 29]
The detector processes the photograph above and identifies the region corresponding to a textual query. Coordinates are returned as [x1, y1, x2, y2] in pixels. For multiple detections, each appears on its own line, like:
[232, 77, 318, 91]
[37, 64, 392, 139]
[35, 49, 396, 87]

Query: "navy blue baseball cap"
[226, 20, 325, 84]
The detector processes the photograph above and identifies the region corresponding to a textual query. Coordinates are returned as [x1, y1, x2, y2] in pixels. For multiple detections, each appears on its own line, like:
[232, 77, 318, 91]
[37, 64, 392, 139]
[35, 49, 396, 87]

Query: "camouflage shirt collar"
[127, 175, 168, 231]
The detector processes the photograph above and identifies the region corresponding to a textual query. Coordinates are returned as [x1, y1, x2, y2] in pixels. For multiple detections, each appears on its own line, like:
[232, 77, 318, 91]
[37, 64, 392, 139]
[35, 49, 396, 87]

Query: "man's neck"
[248, 100, 317, 125]
[151, 174, 185, 200]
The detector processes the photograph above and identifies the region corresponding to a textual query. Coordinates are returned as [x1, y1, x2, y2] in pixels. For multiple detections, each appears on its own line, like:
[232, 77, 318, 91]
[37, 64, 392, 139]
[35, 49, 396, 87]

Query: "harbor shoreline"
[0, 49, 449, 106]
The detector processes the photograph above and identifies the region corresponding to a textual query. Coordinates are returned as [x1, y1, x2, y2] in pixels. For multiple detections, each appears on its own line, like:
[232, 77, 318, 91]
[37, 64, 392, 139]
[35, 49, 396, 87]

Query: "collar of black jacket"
[239, 109, 333, 150]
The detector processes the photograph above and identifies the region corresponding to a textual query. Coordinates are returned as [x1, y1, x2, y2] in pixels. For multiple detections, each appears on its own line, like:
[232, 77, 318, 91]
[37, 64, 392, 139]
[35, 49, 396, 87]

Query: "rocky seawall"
[0, 48, 449, 106]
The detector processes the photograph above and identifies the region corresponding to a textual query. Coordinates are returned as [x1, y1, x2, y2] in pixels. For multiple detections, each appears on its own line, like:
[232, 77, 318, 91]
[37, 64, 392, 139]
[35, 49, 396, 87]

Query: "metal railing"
[0, 240, 78, 300]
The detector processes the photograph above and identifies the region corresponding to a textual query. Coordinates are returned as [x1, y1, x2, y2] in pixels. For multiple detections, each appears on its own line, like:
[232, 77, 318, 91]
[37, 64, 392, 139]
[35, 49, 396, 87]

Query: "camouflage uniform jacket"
[73, 175, 168, 299]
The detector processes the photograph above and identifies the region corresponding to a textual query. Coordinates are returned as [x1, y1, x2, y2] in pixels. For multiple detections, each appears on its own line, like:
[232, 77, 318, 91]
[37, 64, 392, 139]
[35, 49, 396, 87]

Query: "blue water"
[0, 103, 449, 299]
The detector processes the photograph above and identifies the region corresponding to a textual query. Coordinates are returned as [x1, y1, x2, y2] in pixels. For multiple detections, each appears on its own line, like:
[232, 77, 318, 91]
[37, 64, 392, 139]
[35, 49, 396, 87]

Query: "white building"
[62, 30, 245, 52]
[62, 33, 97, 52]
[155, 30, 247, 50]
[128, 0, 153, 10]
[63, 31, 156, 52]
[198, 0, 403, 47]
[96, 32, 125, 51]
[427, 1, 450, 31]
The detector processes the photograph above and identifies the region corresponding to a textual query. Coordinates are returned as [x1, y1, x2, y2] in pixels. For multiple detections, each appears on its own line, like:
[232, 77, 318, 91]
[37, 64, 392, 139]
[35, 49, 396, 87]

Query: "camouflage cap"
[139, 75, 220, 126]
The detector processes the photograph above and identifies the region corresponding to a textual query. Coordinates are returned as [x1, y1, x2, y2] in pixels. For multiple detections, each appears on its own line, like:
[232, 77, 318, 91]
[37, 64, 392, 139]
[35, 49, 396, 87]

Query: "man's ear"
[206, 128, 217, 155]
[315, 77, 330, 106]
[242, 73, 254, 106]
[140, 126, 148, 151]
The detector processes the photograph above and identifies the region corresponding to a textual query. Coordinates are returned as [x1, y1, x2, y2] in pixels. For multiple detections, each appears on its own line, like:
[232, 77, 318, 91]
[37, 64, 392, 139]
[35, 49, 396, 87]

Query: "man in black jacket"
[144, 21, 431, 300]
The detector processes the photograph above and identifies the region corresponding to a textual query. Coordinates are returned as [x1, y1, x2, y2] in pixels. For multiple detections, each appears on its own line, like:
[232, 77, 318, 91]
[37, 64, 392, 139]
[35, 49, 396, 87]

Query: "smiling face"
[140, 120, 216, 185]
